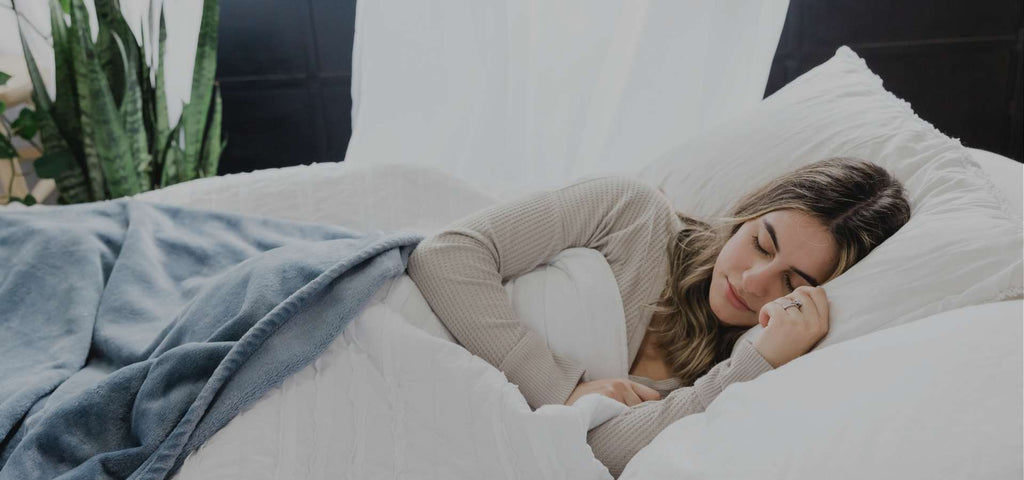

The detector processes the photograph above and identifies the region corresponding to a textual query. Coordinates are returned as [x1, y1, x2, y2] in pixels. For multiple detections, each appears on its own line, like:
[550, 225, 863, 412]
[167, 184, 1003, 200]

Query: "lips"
[727, 280, 753, 312]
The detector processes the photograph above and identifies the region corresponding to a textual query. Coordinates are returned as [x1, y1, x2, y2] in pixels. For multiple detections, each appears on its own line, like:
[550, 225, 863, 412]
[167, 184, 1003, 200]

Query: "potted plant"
[3, 0, 224, 205]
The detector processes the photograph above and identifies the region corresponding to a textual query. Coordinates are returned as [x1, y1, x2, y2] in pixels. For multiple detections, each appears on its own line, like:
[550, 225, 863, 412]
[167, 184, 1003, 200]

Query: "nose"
[740, 261, 774, 300]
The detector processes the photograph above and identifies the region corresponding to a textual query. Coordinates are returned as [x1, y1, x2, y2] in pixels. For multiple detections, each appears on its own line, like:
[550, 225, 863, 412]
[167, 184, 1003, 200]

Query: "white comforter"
[173, 248, 632, 480]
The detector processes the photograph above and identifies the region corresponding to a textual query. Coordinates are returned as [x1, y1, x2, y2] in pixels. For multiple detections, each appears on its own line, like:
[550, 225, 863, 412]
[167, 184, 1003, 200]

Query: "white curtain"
[345, 0, 790, 197]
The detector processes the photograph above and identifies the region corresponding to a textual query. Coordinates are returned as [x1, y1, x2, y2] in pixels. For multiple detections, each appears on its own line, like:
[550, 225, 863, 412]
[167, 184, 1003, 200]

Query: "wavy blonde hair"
[643, 157, 911, 386]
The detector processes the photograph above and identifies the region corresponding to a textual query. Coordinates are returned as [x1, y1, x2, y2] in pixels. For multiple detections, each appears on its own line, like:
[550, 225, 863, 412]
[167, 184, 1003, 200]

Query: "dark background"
[213, 0, 1023, 176]
[765, 0, 1022, 163]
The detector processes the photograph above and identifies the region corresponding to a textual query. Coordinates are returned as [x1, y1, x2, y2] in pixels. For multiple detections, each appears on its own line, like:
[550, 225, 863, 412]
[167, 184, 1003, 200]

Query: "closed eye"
[751, 234, 795, 291]
[751, 234, 769, 256]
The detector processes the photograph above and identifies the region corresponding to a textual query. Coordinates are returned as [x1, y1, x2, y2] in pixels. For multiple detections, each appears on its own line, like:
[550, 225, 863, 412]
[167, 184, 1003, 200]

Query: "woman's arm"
[587, 340, 774, 478]
[407, 175, 673, 409]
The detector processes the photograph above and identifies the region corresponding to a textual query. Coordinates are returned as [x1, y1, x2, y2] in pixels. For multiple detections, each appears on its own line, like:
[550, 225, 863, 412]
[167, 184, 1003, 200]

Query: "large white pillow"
[636, 46, 1023, 355]
[620, 299, 1023, 480]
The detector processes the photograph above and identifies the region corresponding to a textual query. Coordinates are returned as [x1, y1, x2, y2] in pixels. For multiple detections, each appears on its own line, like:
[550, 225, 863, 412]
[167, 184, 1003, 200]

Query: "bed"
[135, 145, 1018, 480]
[1, 1, 1022, 479]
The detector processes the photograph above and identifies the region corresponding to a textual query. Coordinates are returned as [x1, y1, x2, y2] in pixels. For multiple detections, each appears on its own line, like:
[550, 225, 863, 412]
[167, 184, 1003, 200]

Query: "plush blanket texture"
[0, 199, 421, 480]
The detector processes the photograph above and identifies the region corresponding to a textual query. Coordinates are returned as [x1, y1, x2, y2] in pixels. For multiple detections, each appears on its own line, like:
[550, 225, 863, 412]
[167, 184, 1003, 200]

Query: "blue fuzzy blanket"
[0, 199, 422, 479]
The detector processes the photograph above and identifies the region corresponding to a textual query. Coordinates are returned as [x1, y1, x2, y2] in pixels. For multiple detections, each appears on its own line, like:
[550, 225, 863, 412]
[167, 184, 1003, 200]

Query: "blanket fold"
[0, 199, 422, 480]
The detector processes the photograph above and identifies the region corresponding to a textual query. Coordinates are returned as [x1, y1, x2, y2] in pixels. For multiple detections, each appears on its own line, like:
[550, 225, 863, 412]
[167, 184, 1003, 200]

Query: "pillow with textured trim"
[635, 46, 1022, 357]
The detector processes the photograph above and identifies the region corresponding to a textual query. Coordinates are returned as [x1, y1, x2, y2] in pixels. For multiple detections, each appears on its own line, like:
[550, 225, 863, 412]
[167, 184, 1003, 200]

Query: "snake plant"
[13, 0, 224, 204]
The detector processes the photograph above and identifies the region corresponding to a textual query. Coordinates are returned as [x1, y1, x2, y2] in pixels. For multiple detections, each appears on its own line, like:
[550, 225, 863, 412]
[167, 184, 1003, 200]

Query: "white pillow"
[386, 247, 630, 383]
[967, 147, 1023, 220]
[636, 46, 1023, 355]
[620, 299, 1024, 480]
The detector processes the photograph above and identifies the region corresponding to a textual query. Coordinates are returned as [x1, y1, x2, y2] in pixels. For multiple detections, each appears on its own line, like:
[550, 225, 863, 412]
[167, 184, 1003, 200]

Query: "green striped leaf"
[159, 118, 182, 188]
[111, 30, 152, 192]
[16, 2, 93, 203]
[153, 9, 170, 184]
[180, 0, 219, 183]
[198, 84, 222, 177]
[93, 0, 126, 109]
[48, 0, 87, 175]
[67, 0, 107, 199]
[69, 0, 140, 198]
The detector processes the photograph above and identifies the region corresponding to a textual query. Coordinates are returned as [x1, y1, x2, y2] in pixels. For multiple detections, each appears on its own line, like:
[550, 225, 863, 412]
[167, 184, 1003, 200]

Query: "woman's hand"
[564, 378, 662, 407]
[752, 286, 830, 368]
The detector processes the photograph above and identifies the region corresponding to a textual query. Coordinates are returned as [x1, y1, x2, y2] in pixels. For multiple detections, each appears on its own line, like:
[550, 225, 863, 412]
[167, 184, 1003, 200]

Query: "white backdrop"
[344, 0, 790, 197]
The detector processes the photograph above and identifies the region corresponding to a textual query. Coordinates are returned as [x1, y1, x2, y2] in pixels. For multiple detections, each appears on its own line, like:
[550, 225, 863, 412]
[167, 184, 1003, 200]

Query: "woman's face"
[709, 209, 839, 328]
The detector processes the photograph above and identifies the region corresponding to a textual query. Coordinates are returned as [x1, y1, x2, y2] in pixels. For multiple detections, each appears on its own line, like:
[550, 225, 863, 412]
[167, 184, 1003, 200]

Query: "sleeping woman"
[405, 157, 911, 477]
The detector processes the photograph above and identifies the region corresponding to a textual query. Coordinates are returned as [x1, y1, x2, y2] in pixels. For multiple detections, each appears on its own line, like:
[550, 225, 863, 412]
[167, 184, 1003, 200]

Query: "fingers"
[753, 287, 832, 369]
[762, 287, 822, 329]
[577, 379, 663, 407]
[786, 288, 819, 321]
[631, 381, 662, 402]
[620, 383, 643, 406]
[804, 286, 830, 326]
[800, 286, 830, 336]
[759, 301, 782, 328]
[775, 286, 830, 340]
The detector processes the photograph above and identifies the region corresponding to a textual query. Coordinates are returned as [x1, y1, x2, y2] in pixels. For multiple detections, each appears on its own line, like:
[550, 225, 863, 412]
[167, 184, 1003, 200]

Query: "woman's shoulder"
[560, 174, 669, 201]
[554, 175, 679, 225]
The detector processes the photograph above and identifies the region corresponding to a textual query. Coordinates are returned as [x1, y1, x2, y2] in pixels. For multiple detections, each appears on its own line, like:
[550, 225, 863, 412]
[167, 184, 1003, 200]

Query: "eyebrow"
[763, 218, 821, 286]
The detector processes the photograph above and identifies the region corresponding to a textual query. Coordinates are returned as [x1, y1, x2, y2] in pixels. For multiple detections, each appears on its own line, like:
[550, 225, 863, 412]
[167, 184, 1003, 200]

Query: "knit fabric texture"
[406, 175, 774, 477]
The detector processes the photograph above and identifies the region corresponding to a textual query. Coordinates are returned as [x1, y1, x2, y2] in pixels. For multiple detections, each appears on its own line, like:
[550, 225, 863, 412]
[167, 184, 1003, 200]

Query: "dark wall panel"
[804, 1, 1019, 43]
[218, 83, 321, 173]
[218, 0, 310, 78]
[321, 82, 353, 161]
[215, 0, 355, 175]
[767, 0, 1023, 162]
[311, 1, 358, 77]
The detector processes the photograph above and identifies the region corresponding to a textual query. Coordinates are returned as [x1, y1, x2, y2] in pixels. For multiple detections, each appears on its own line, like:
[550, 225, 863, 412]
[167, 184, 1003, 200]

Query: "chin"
[711, 290, 755, 328]
[710, 296, 739, 327]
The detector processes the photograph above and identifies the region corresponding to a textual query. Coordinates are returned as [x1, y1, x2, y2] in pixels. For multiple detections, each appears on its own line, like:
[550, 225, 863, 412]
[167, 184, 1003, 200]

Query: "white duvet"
[173, 248, 632, 480]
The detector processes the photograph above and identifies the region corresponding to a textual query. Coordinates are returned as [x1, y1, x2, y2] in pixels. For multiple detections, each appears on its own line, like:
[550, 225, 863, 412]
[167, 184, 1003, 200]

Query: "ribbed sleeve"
[405, 174, 775, 475]
[589, 339, 774, 478]
[406, 175, 677, 407]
